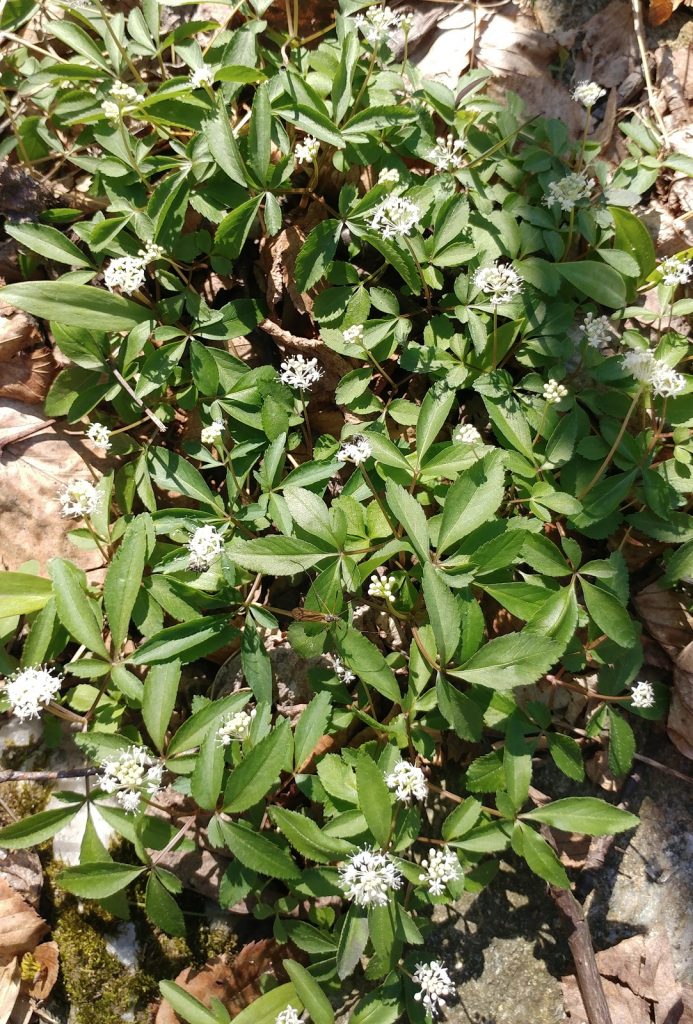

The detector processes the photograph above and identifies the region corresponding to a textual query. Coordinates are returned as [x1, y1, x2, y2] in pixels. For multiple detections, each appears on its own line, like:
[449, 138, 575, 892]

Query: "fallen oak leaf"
[0, 878, 48, 962]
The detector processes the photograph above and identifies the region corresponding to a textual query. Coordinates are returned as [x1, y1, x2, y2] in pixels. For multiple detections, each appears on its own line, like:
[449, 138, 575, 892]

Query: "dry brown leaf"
[20, 941, 59, 1002]
[0, 302, 58, 405]
[0, 878, 48, 963]
[0, 959, 20, 1024]
[633, 582, 693, 660]
[574, 1, 637, 91]
[668, 640, 693, 759]
[648, 0, 693, 25]
[0, 851, 43, 910]
[413, 8, 481, 90]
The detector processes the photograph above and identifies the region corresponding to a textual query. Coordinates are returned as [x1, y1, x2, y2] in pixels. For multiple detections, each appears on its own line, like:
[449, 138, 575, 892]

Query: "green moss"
[0, 780, 49, 826]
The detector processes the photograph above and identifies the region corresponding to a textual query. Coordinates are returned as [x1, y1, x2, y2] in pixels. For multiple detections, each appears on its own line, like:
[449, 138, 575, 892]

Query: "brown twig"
[0, 767, 98, 784]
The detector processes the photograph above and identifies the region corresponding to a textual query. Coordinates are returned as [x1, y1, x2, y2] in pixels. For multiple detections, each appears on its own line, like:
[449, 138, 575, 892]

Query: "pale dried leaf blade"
[0, 878, 49, 961]
[668, 641, 693, 759]
[0, 851, 43, 909]
[0, 959, 20, 1024]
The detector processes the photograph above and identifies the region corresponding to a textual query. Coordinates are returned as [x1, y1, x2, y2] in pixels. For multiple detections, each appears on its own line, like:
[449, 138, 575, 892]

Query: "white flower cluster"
[369, 194, 419, 240]
[621, 350, 686, 398]
[385, 760, 428, 803]
[102, 80, 139, 122]
[58, 478, 101, 519]
[377, 167, 400, 184]
[201, 420, 224, 446]
[659, 255, 693, 286]
[453, 423, 481, 445]
[428, 134, 465, 172]
[189, 65, 215, 89]
[100, 745, 163, 813]
[572, 80, 606, 107]
[337, 435, 372, 465]
[630, 681, 655, 709]
[275, 1009, 302, 1024]
[339, 847, 402, 907]
[279, 354, 323, 389]
[87, 422, 112, 450]
[368, 574, 396, 600]
[343, 324, 364, 344]
[103, 242, 162, 295]
[419, 846, 461, 896]
[543, 379, 568, 404]
[295, 135, 320, 164]
[545, 172, 594, 213]
[473, 262, 523, 306]
[4, 666, 62, 721]
[580, 312, 616, 350]
[330, 655, 355, 685]
[217, 707, 257, 745]
[413, 960, 454, 1017]
[187, 524, 223, 571]
[354, 6, 404, 44]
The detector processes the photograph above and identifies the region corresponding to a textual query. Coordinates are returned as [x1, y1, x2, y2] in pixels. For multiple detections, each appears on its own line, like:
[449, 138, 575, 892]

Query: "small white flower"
[138, 240, 164, 263]
[650, 364, 686, 398]
[103, 255, 147, 294]
[418, 846, 461, 896]
[295, 135, 320, 164]
[110, 81, 139, 104]
[413, 960, 454, 1017]
[368, 574, 396, 600]
[572, 80, 606, 107]
[279, 354, 323, 390]
[343, 324, 365, 344]
[473, 262, 523, 306]
[217, 707, 257, 745]
[275, 1009, 302, 1024]
[428, 133, 465, 172]
[453, 423, 481, 445]
[339, 847, 402, 907]
[58, 478, 101, 519]
[354, 6, 403, 45]
[377, 167, 400, 184]
[399, 11, 414, 31]
[385, 760, 428, 803]
[188, 525, 223, 571]
[100, 745, 163, 813]
[102, 99, 120, 123]
[543, 379, 568, 404]
[580, 312, 616, 350]
[4, 666, 62, 721]
[621, 350, 686, 397]
[103, 80, 139, 121]
[621, 348, 657, 384]
[201, 420, 224, 446]
[630, 681, 655, 709]
[545, 172, 594, 213]
[189, 65, 215, 89]
[337, 435, 372, 465]
[87, 422, 112, 450]
[369, 194, 419, 240]
[659, 255, 693, 286]
[331, 655, 355, 685]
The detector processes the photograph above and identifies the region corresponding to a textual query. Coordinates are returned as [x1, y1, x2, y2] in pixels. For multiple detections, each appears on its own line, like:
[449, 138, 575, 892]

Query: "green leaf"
[146, 873, 186, 936]
[295, 219, 341, 291]
[337, 906, 369, 980]
[249, 81, 271, 181]
[219, 819, 299, 880]
[580, 578, 636, 648]
[191, 722, 226, 811]
[275, 102, 343, 148]
[442, 797, 482, 841]
[522, 796, 639, 835]
[0, 572, 52, 617]
[512, 822, 569, 889]
[607, 709, 635, 777]
[503, 713, 532, 811]
[167, 693, 250, 756]
[415, 387, 456, 462]
[49, 557, 108, 658]
[5, 222, 91, 267]
[232, 984, 303, 1024]
[0, 805, 81, 849]
[547, 733, 584, 782]
[229, 536, 330, 574]
[609, 206, 656, 279]
[104, 514, 149, 653]
[270, 807, 355, 862]
[223, 717, 292, 812]
[202, 106, 247, 187]
[58, 862, 144, 898]
[241, 617, 273, 705]
[355, 753, 392, 849]
[147, 447, 222, 510]
[385, 482, 429, 564]
[295, 691, 332, 769]
[449, 632, 560, 689]
[0, 282, 151, 331]
[143, 660, 181, 752]
[360, 231, 421, 294]
[555, 261, 626, 308]
[283, 487, 335, 546]
[436, 676, 483, 741]
[437, 451, 505, 555]
[336, 627, 401, 703]
[214, 196, 262, 258]
[283, 961, 334, 1024]
[423, 564, 461, 665]
[159, 982, 218, 1024]
[129, 615, 238, 665]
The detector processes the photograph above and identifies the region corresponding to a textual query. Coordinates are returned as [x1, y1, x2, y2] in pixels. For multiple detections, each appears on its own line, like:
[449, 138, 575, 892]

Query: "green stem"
[562, 208, 576, 262]
[403, 237, 431, 311]
[577, 388, 642, 499]
[91, 0, 144, 84]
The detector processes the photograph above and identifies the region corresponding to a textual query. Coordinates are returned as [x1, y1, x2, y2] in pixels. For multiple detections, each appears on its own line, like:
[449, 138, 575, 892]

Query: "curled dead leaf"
[20, 942, 59, 1001]
[0, 878, 49, 963]
[633, 582, 693, 661]
[0, 851, 43, 909]
[668, 640, 693, 760]
[648, 0, 693, 25]
[0, 301, 58, 405]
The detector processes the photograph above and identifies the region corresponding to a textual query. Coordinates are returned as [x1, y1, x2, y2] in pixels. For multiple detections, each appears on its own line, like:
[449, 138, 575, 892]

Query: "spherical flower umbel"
[368, 574, 396, 600]
[102, 80, 139, 121]
[104, 255, 147, 294]
[295, 135, 320, 164]
[659, 255, 693, 286]
[343, 324, 365, 344]
[187, 525, 223, 571]
[275, 1009, 302, 1024]
[4, 666, 62, 721]
[201, 420, 224, 446]
[473, 262, 523, 306]
[138, 240, 164, 263]
[543, 379, 568, 404]
[580, 312, 617, 350]
[572, 80, 606, 107]
[369, 194, 419, 240]
[453, 423, 481, 445]
[339, 847, 402, 907]
[621, 350, 686, 397]
[279, 355, 323, 390]
[545, 172, 594, 213]
[377, 167, 400, 184]
[428, 134, 465, 172]
[100, 745, 163, 813]
[87, 422, 112, 450]
[419, 846, 461, 896]
[337, 435, 372, 465]
[630, 681, 655, 709]
[110, 80, 139, 104]
[217, 707, 257, 745]
[650, 364, 686, 399]
[385, 760, 428, 803]
[354, 6, 403, 45]
[330, 655, 356, 685]
[58, 478, 101, 519]
[413, 960, 454, 1017]
[189, 65, 215, 89]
